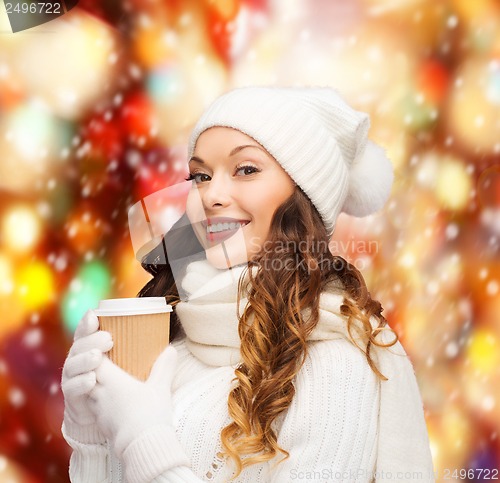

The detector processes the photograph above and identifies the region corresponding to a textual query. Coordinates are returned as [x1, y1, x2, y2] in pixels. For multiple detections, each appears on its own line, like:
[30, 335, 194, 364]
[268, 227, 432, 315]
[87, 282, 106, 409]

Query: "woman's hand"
[61, 310, 113, 444]
[88, 345, 178, 458]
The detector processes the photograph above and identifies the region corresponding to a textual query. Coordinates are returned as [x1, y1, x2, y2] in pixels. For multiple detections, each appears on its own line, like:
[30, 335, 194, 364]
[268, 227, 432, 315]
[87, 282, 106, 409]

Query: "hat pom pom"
[341, 141, 394, 217]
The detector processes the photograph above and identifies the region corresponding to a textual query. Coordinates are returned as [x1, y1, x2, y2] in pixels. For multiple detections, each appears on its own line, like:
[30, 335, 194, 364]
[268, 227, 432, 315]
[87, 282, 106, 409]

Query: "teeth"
[207, 221, 248, 233]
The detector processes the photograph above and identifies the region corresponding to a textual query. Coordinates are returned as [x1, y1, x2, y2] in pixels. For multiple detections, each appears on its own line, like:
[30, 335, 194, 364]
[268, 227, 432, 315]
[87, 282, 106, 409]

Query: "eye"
[235, 165, 260, 176]
[185, 172, 211, 183]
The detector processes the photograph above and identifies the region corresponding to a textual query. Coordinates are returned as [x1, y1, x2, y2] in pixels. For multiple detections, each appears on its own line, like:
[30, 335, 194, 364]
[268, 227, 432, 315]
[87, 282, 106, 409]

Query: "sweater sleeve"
[151, 466, 206, 482]
[61, 421, 109, 482]
[266, 339, 380, 483]
[373, 335, 436, 482]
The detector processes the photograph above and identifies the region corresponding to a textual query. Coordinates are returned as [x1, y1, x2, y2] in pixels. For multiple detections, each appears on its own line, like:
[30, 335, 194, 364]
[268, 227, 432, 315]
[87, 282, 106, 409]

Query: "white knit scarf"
[175, 259, 435, 481]
[175, 259, 371, 366]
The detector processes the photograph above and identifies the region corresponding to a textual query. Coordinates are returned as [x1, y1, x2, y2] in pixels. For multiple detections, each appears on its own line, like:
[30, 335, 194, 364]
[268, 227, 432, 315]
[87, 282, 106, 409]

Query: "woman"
[61, 86, 435, 482]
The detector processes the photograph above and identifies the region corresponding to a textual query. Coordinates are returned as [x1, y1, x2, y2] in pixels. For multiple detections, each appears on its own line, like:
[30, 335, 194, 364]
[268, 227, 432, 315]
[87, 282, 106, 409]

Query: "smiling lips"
[202, 217, 250, 242]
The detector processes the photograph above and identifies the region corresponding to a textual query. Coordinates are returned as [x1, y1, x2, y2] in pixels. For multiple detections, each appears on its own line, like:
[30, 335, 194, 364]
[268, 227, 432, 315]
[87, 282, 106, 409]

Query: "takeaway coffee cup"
[94, 297, 172, 381]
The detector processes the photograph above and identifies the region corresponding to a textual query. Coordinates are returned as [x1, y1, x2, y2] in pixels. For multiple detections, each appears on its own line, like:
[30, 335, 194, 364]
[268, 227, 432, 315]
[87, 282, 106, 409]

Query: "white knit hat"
[187, 86, 393, 235]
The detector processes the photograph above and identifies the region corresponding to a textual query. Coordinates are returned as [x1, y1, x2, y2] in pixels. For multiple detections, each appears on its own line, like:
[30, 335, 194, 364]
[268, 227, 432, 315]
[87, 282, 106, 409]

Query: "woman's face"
[185, 127, 295, 269]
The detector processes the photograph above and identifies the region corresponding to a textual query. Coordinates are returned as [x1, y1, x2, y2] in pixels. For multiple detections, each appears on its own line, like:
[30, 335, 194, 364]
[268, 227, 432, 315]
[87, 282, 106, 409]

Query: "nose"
[200, 174, 232, 209]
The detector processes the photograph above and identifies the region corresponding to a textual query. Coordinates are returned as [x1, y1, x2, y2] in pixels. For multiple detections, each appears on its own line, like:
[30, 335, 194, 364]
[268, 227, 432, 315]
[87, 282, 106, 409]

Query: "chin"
[201, 226, 249, 269]
[205, 245, 249, 270]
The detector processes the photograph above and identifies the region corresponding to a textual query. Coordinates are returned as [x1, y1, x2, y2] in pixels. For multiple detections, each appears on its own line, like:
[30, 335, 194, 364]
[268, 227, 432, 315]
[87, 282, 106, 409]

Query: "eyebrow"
[229, 144, 267, 156]
[189, 144, 268, 164]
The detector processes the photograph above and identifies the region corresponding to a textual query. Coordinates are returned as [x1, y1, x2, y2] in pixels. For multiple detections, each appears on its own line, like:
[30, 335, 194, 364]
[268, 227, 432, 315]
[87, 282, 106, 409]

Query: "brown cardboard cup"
[95, 298, 172, 381]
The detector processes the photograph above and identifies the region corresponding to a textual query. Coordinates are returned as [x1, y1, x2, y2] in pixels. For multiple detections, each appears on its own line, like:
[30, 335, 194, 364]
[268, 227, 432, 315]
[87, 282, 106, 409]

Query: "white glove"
[89, 345, 190, 483]
[61, 310, 113, 444]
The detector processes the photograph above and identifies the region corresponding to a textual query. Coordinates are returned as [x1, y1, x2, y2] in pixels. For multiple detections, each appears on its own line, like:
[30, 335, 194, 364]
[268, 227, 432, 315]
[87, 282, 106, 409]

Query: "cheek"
[185, 192, 207, 248]
[257, 184, 293, 222]
[185, 190, 204, 223]
[247, 197, 281, 235]
[239, 177, 294, 237]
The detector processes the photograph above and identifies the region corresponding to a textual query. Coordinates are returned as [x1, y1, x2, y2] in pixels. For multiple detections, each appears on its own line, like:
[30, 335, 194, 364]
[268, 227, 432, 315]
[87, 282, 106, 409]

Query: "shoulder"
[276, 339, 380, 446]
[304, 338, 376, 374]
[288, 339, 380, 415]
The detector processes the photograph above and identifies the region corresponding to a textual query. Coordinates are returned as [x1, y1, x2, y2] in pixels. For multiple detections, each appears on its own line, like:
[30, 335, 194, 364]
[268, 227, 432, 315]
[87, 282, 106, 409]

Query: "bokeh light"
[1, 205, 42, 254]
[0, 254, 14, 295]
[15, 261, 56, 310]
[448, 57, 500, 154]
[466, 328, 500, 375]
[61, 260, 111, 334]
[1, 9, 122, 120]
[0, 103, 72, 194]
[435, 157, 473, 211]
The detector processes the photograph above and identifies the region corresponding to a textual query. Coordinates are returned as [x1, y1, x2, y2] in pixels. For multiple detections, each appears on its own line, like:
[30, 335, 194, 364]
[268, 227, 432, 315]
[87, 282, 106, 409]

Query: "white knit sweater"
[64, 260, 435, 482]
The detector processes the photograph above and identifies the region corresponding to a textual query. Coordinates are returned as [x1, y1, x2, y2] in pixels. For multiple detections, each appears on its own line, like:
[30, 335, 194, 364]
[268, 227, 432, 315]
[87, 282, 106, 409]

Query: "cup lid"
[94, 297, 172, 316]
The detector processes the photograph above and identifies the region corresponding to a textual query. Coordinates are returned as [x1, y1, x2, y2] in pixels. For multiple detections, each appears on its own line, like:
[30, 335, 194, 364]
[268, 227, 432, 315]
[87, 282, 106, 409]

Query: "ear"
[342, 141, 394, 217]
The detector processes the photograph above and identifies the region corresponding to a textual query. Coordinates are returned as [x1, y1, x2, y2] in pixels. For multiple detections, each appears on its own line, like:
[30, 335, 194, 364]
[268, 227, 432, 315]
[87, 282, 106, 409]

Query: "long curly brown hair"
[138, 186, 397, 478]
